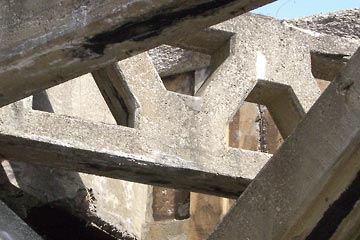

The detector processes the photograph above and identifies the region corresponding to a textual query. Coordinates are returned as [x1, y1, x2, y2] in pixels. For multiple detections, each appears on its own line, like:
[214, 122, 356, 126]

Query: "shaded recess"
[32, 68, 139, 128]
[160, 28, 234, 96]
[29, 80, 135, 240]
[154, 46, 211, 96]
[148, 34, 232, 224]
[162, 71, 196, 95]
[24, 205, 121, 240]
[148, 35, 234, 224]
[228, 80, 305, 153]
[228, 102, 283, 154]
[310, 51, 350, 92]
[32, 75, 117, 126]
[92, 64, 140, 128]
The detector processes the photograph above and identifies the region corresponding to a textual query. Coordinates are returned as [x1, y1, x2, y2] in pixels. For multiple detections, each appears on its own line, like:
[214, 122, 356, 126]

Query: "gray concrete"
[149, 45, 211, 77]
[0, 102, 261, 198]
[285, 9, 360, 82]
[288, 8, 360, 40]
[0, 0, 275, 108]
[1, 11, 359, 240]
[210, 47, 360, 239]
[0, 200, 42, 240]
[1, 11, 358, 207]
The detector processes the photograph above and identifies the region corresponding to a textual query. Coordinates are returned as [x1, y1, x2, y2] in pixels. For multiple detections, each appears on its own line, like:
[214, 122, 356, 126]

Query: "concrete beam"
[246, 80, 305, 139]
[0, 200, 43, 240]
[210, 48, 360, 239]
[0, 0, 275, 108]
[92, 64, 140, 127]
[309, 34, 358, 82]
[0, 13, 328, 201]
[169, 28, 234, 55]
[0, 106, 266, 199]
[283, 21, 360, 82]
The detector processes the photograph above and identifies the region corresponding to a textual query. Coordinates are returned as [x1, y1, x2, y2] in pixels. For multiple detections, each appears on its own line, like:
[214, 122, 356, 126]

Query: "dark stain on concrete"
[306, 171, 360, 240]
[83, 0, 238, 55]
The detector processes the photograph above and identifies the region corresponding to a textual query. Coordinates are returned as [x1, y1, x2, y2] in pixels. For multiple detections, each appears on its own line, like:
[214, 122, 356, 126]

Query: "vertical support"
[92, 64, 139, 128]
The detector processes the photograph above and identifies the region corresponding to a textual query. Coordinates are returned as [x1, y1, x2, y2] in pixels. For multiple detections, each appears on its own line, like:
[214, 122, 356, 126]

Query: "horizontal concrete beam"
[210, 47, 360, 239]
[0, 107, 268, 199]
[0, 0, 275, 108]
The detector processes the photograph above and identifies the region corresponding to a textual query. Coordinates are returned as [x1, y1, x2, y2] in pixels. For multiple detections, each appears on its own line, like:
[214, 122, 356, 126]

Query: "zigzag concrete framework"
[0, 1, 359, 239]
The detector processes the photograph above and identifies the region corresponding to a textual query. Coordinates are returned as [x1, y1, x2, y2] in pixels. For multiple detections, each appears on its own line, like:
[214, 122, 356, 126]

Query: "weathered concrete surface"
[163, 12, 359, 240]
[142, 219, 189, 240]
[0, 200, 43, 240]
[0, 0, 276, 108]
[0, 101, 263, 198]
[149, 45, 211, 77]
[189, 193, 234, 240]
[92, 64, 140, 127]
[285, 9, 360, 82]
[1, 12, 359, 240]
[288, 8, 360, 40]
[0, 161, 42, 219]
[6, 76, 151, 239]
[210, 47, 360, 239]
[1, 11, 356, 209]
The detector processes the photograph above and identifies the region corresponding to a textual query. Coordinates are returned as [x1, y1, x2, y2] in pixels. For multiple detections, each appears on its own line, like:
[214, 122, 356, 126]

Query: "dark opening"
[24, 205, 119, 240]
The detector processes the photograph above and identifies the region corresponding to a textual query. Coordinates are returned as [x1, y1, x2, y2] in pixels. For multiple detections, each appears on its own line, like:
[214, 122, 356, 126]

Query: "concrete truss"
[210, 47, 360, 239]
[0, 0, 275, 108]
[0, 3, 359, 239]
[0, 13, 358, 197]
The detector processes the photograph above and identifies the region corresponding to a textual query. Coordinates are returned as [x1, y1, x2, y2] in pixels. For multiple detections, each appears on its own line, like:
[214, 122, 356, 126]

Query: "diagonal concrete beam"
[210, 47, 360, 239]
[0, 107, 268, 199]
[92, 63, 140, 128]
[0, 200, 43, 240]
[246, 80, 305, 139]
[0, 0, 275, 108]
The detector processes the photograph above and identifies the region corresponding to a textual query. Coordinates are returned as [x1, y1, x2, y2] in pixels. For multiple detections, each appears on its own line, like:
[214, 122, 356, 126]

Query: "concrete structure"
[0, 0, 275, 108]
[0, 3, 359, 240]
[289, 8, 360, 40]
[210, 46, 360, 240]
[0, 200, 42, 240]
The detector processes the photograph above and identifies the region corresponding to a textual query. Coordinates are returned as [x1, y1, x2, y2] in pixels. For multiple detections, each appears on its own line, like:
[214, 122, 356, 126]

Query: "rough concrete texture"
[210, 48, 360, 239]
[288, 8, 360, 40]
[142, 219, 189, 240]
[0, 0, 276, 108]
[0, 12, 359, 240]
[0, 161, 42, 219]
[0, 200, 42, 240]
[149, 45, 210, 77]
[9, 75, 150, 239]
